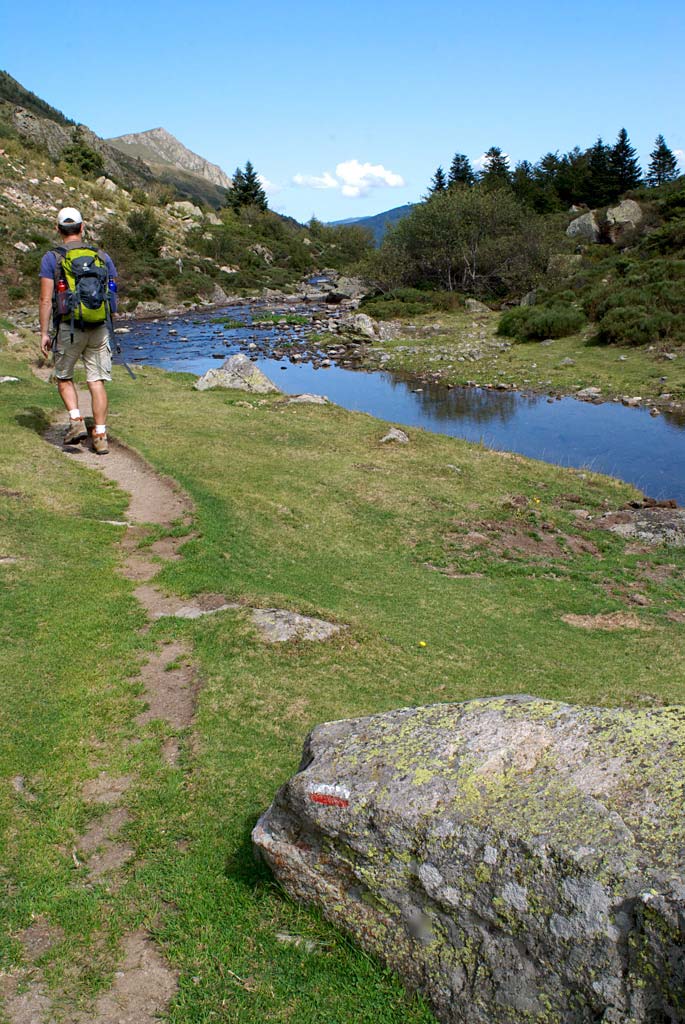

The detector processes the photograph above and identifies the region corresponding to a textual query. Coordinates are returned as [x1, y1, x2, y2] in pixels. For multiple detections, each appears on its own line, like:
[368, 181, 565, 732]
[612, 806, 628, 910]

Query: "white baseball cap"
[57, 207, 83, 227]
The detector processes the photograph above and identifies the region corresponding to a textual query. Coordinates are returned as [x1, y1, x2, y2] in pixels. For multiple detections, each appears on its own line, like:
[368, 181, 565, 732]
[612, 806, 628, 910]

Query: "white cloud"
[292, 171, 339, 190]
[257, 173, 282, 196]
[473, 151, 510, 172]
[674, 149, 685, 168]
[292, 159, 405, 198]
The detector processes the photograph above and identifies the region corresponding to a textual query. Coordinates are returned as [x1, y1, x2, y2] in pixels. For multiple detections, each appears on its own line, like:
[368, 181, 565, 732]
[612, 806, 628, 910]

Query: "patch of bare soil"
[0, 919, 65, 1024]
[637, 562, 679, 585]
[77, 930, 178, 1024]
[136, 641, 197, 731]
[666, 610, 685, 624]
[0, 976, 53, 1024]
[133, 586, 238, 620]
[446, 518, 600, 562]
[81, 774, 134, 806]
[17, 919, 64, 961]
[73, 807, 135, 882]
[561, 611, 651, 631]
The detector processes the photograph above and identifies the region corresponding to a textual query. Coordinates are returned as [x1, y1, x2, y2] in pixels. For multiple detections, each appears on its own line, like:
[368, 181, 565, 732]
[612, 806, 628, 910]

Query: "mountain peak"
[107, 127, 232, 190]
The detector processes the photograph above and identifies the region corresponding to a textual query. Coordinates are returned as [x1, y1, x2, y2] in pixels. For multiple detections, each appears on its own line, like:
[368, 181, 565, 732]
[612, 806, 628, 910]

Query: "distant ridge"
[330, 203, 414, 244]
[0, 69, 75, 127]
[108, 127, 232, 191]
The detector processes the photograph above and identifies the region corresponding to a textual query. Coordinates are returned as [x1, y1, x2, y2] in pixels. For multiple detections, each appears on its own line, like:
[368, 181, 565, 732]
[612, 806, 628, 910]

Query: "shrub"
[595, 307, 678, 345]
[127, 209, 163, 257]
[498, 304, 586, 341]
[61, 127, 104, 179]
[361, 287, 462, 319]
[370, 186, 553, 297]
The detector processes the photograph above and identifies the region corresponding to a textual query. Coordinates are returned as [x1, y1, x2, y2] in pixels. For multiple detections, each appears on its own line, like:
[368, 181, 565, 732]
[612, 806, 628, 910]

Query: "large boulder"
[330, 276, 368, 300]
[566, 211, 601, 242]
[606, 199, 644, 245]
[339, 312, 377, 339]
[253, 696, 685, 1024]
[167, 200, 203, 220]
[194, 353, 281, 393]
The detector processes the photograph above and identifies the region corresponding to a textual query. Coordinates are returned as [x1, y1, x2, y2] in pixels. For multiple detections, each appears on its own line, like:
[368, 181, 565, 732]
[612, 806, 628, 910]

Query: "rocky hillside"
[0, 74, 373, 319]
[108, 127, 232, 190]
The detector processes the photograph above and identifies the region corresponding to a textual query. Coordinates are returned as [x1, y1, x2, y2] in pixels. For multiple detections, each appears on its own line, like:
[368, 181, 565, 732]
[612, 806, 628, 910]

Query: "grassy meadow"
[1, 337, 684, 1022]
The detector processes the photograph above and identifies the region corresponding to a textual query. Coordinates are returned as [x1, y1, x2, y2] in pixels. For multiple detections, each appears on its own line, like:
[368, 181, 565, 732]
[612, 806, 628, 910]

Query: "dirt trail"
[4, 386, 194, 1023]
[6, 377, 346, 1023]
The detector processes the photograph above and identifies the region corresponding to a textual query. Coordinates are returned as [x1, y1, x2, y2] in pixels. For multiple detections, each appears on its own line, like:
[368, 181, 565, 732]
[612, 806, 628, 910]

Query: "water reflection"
[394, 376, 520, 425]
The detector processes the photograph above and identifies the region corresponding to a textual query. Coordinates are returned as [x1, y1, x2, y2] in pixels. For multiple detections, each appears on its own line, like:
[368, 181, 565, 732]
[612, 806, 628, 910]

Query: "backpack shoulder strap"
[51, 246, 67, 284]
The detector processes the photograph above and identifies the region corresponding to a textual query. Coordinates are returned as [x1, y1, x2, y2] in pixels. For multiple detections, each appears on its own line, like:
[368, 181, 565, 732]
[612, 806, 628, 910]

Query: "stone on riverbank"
[194, 353, 282, 394]
[598, 506, 685, 547]
[253, 695, 685, 1024]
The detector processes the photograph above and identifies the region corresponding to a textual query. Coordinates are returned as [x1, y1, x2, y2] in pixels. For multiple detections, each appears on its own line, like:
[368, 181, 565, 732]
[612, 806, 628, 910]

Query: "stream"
[117, 305, 685, 503]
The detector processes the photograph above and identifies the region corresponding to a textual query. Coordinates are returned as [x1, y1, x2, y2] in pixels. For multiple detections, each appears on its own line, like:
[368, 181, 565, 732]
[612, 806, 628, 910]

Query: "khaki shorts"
[54, 322, 112, 382]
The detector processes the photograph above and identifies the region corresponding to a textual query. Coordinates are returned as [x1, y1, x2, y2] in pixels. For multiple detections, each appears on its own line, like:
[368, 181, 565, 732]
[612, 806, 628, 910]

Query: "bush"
[361, 287, 462, 319]
[61, 127, 104, 179]
[127, 209, 163, 257]
[595, 307, 678, 345]
[370, 186, 553, 297]
[498, 304, 586, 341]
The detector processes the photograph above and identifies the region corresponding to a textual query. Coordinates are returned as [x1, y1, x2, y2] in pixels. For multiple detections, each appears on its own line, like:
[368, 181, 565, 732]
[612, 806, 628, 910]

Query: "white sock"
[94, 424, 107, 435]
[69, 409, 82, 420]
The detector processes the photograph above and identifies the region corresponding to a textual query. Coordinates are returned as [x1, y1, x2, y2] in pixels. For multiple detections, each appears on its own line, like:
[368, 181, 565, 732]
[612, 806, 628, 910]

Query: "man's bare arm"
[39, 277, 54, 357]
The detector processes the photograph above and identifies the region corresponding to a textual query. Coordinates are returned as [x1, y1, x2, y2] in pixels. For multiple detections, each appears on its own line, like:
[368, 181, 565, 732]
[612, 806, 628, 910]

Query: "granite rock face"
[253, 696, 685, 1024]
[566, 211, 601, 242]
[194, 353, 281, 393]
[606, 199, 644, 244]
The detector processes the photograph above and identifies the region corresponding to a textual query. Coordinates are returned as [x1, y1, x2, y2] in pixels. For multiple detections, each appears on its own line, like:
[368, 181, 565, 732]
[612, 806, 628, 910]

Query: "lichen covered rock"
[194, 353, 281, 393]
[253, 696, 685, 1024]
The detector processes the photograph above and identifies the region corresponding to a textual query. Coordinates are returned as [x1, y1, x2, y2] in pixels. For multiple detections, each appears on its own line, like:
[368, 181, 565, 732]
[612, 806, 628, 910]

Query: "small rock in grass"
[380, 428, 409, 444]
[288, 394, 329, 405]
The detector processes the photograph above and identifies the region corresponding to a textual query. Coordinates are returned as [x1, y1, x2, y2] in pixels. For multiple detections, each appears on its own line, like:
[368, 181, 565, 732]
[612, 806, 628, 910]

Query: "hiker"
[39, 207, 118, 455]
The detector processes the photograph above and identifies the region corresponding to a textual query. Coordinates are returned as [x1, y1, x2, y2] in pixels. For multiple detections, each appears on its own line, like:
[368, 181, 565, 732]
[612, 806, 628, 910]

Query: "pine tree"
[427, 166, 448, 196]
[448, 153, 475, 188]
[480, 147, 511, 189]
[512, 160, 544, 210]
[228, 161, 268, 211]
[609, 128, 642, 194]
[646, 135, 679, 187]
[586, 138, 615, 207]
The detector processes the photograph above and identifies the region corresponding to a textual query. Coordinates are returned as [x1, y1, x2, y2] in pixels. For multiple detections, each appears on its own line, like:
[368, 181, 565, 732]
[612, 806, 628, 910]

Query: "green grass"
[366, 309, 685, 402]
[1, 338, 684, 1021]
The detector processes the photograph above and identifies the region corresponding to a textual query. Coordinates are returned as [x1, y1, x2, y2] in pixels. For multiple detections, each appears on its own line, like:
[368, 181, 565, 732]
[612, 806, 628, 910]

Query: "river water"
[117, 306, 685, 503]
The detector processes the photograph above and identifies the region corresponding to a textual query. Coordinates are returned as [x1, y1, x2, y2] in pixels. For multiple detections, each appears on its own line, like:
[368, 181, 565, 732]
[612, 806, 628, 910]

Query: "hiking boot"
[92, 431, 109, 455]
[63, 417, 88, 444]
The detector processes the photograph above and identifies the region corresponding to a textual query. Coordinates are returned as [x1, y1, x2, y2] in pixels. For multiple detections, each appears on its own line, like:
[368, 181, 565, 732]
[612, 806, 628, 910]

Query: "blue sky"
[3, 0, 684, 222]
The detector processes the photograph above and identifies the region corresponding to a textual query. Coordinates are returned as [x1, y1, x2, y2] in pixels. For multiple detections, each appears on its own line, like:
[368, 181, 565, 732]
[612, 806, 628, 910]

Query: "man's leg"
[56, 378, 80, 413]
[83, 326, 112, 454]
[54, 326, 88, 443]
[87, 379, 108, 427]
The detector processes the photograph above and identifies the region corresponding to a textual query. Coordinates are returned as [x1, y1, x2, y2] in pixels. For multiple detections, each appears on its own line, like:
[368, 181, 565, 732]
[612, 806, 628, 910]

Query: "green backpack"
[53, 245, 111, 329]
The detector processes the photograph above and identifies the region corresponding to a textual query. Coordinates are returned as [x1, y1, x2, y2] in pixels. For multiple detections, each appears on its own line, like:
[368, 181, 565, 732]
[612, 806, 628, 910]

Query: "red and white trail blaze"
[307, 784, 351, 808]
